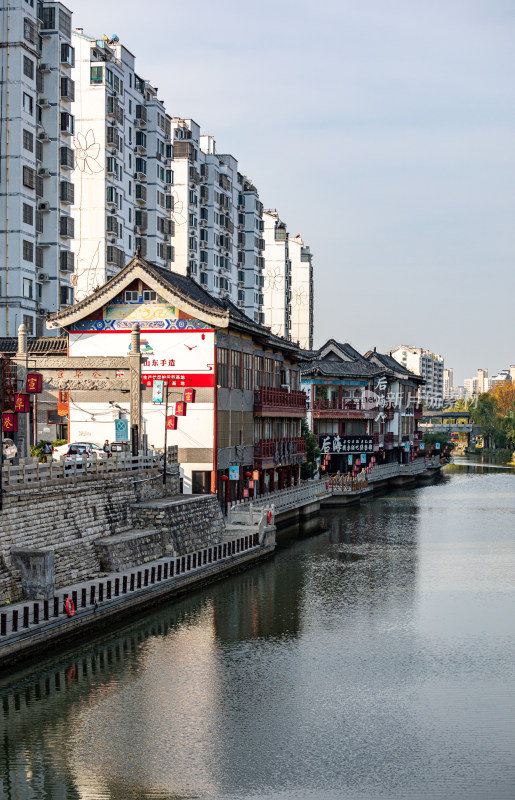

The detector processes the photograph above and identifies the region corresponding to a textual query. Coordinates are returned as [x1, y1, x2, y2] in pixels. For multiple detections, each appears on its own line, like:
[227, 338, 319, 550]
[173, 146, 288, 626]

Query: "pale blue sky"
[67, 0, 515, 384]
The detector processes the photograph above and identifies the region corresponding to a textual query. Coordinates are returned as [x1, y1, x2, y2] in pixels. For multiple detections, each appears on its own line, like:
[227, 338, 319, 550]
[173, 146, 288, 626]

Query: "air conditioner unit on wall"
[37, 308, 48, 316]
[38, 201, 50, 211]
[38, 272, 50, 282]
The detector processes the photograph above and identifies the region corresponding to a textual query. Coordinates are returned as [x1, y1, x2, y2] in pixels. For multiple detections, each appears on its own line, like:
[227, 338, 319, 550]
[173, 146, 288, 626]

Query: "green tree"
[469, 393, 506, 448]
[301, 418, 320, 479]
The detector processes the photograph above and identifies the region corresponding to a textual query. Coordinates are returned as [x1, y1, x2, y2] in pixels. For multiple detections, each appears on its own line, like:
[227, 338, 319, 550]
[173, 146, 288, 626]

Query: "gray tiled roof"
[299, 358, 383, 378]
[0, 336, 68, 355]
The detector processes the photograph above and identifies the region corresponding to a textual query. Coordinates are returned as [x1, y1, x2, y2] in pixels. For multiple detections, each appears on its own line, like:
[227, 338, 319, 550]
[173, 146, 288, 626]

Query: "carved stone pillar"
[129, 322, 142, 448]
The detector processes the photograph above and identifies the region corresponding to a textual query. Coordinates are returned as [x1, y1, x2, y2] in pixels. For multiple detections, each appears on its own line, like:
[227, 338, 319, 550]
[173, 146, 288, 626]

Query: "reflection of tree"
[72, 128, 104, 302]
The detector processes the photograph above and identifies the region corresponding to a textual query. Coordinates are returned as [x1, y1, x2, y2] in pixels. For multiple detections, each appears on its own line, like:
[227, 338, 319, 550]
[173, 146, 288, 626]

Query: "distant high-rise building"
[0, 0, 75, 336]
[390, 345, 444, 406]
[476, 368, 488, 394]
[262, 210, 314, 345]
[70, 31, 173, 301]
[289, 234, 314, 350]
[443, 367, 454, 399]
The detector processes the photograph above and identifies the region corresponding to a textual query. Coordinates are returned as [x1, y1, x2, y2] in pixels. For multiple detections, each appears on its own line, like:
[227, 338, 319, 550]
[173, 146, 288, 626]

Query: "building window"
[60, 286, 74, 306]
[124, 291, 138, 303]
[23, 277, 33, 297]
[90, 65, 103, 84]
[23, 56, 34, 79]
[231, 350, 241, 389]
[22, 242, 33, 263]
[22, 129, 34, 152]
[23, 203, 33, 225]
[23, 93, 33, 115]
[243, 353, 252, 390]
[23, 17, 37, 44]
[60, 112, 74, 134]
[39, 5, 55, 29]
[254, 355, 263, 388]
[23, 315, 34, 335]
[217, 347, 228, 387]
[142, 290, 156, 302]
[60, 43, 75, 66]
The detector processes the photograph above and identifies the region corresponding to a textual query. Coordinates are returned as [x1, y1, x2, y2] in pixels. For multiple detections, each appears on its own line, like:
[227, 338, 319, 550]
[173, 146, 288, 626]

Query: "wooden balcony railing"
[254, 436, 307, 463]
[254, 388, 307, 413]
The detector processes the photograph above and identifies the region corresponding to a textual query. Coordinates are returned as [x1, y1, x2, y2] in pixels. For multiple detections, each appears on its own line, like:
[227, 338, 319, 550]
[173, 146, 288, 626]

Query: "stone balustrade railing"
[1, 447, 179, 487]
[229, 480, 329, 518]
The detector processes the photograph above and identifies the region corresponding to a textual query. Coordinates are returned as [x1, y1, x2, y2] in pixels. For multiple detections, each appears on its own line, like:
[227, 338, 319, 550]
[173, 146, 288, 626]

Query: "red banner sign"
[26, 373, 43, 393]
[141, 373, 214, 388]
[175, 401, 187, 417]
[14, 393, 30, 413]
[166, 415, 178, 430]
[184, 388, 196, 403]
[2, 411, 18, 432]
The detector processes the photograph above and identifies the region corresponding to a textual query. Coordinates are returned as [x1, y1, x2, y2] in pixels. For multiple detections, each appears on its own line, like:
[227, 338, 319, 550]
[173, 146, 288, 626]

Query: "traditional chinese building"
[300, 341, 424, 472]
[41, 254, 306, 497]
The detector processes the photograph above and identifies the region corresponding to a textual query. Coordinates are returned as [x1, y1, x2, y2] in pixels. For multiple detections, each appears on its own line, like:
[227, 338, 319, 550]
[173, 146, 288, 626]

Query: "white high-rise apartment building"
[390, 345, 444, 405]
[70, 31, 173, 301]
[443, 367, 454, 399]
[237, 174, 265, 324]
[262, 210, 291, 339]
[168, 122, 264, 319]
[262, 210, 314, 346]
[289, 233, 313, 349]
[0, 0, 75, 336]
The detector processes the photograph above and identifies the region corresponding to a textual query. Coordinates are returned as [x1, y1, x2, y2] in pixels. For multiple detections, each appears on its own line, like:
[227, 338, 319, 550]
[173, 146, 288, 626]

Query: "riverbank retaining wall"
[0, 464, 180, 603]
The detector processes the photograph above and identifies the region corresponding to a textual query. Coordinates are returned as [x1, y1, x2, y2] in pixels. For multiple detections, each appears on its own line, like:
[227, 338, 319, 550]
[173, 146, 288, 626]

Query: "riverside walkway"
[229, 456, 441, 521]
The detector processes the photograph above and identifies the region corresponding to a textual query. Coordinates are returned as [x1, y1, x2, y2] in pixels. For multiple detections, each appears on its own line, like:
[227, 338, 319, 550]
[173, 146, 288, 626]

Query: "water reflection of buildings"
[0, 599, 223, 800]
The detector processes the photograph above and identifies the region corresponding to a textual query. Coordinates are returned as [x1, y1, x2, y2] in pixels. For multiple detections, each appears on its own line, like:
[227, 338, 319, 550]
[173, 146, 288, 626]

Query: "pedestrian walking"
[41, 440, 53, 463]
[103, 439, 112, 458]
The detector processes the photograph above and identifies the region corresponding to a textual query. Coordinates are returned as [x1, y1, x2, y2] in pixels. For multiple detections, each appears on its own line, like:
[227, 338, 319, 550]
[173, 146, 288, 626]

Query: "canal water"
[1, 461, 514, 800]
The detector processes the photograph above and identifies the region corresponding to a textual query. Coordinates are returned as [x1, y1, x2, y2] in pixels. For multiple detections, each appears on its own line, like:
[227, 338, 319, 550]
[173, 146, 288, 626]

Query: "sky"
[65, 0, 515, 385]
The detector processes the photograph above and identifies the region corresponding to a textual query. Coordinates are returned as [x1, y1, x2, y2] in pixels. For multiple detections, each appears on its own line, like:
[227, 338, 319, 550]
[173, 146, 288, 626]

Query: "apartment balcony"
[309, 398, 379, 419]
[414, 403, 423, 419]
[254, 388, 307, 417]
[254, 437, 307, 468]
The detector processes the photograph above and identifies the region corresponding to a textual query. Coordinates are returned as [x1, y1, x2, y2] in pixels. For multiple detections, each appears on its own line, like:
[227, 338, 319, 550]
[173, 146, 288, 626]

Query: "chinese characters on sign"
[319, 435, 374, 454]
[184, 388, 196, 403]
[175, 401, 187, 417]
[166, 415, 178, 430]
[2, 411, 18, 432]
[26, 373, 42, 393]
[14, 393, 30, 413]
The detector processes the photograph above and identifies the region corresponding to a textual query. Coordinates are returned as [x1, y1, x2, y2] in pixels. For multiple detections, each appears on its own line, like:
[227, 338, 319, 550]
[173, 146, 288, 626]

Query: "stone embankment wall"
[93, 496, 225, 574]
[0, 466, 180, 603]
[131, 495, 225, 556]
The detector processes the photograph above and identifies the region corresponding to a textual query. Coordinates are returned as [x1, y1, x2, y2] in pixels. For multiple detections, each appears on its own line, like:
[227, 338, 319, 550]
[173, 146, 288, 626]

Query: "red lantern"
[245, 472, 252, 479]
[184, 388, 196, 403]
[166, 415, 178, 430]
[175, 401, 187, 416]
[2, 411, 18, 432]
[14, 393, 30, 413]
[220, 474, 229, 482]
[26, 373, 43, 393]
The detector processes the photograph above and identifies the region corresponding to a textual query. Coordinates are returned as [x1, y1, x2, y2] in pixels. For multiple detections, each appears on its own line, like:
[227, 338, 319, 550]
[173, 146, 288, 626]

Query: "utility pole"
[162, 381, 169, 486]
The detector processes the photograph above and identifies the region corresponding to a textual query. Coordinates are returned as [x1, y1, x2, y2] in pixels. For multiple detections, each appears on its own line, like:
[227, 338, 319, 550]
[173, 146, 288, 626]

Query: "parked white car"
[54, 441, 103, 458]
